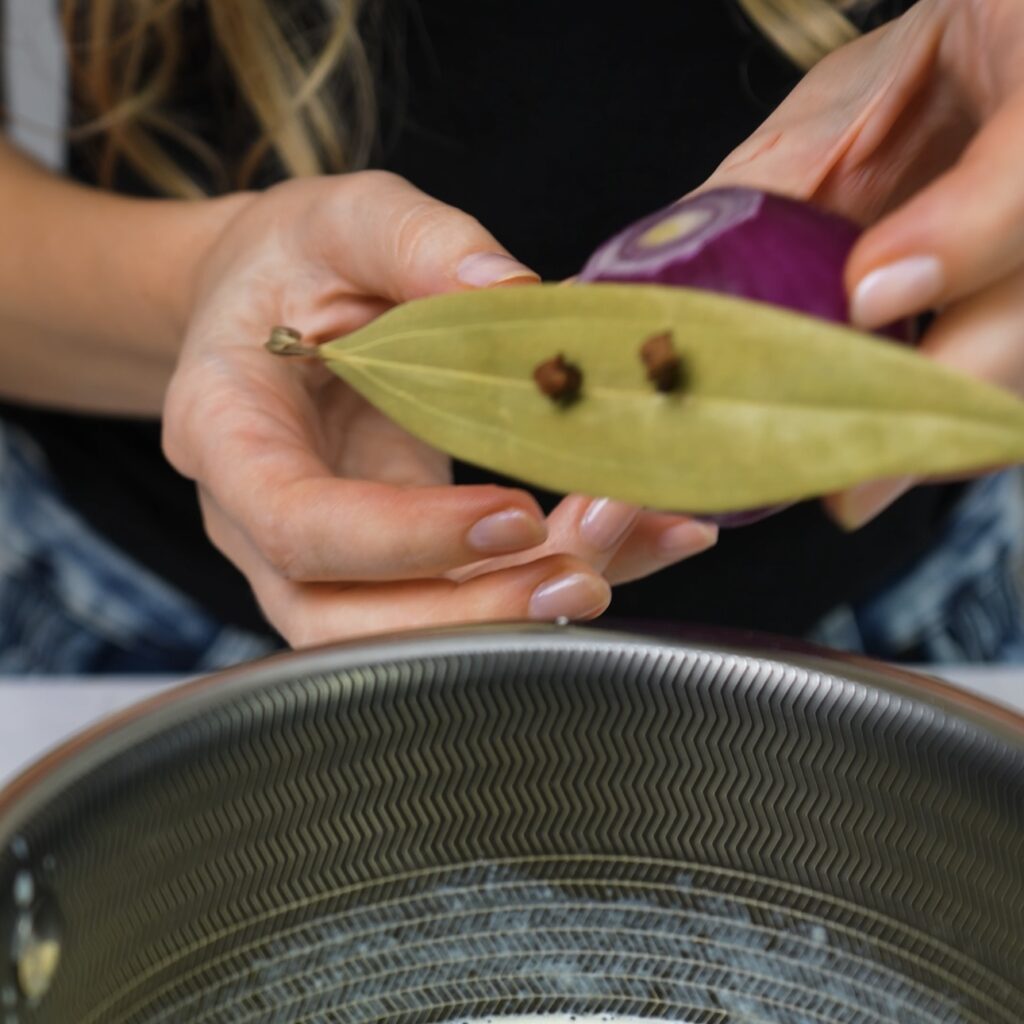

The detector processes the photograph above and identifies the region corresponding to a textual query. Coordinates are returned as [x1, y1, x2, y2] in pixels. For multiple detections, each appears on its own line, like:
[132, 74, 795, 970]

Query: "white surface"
[3, 0, 66, 168]
[939, 667, 1024, 713]
[0, 679, 180, 788]
[0, 667, 1020, 790]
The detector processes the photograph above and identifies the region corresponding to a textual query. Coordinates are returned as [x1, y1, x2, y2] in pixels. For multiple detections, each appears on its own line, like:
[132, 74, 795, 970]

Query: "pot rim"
[2, 621, 1020, 845]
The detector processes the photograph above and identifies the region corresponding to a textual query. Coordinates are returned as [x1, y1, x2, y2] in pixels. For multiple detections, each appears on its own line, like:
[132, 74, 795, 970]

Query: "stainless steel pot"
[1, 625, 1021, 1023]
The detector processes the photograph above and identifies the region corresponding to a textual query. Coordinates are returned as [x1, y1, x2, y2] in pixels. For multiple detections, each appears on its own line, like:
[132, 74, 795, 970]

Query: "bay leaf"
[316, 283, 1024, 511]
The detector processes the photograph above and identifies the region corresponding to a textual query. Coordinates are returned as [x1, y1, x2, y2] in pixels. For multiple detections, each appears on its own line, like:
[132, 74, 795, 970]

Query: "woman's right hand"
[702, 0, 1024, 529]
[163, 172, 716, 646]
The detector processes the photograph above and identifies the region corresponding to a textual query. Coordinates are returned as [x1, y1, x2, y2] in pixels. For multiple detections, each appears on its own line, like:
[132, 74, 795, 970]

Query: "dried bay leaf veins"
[304, 284, 1024, 512]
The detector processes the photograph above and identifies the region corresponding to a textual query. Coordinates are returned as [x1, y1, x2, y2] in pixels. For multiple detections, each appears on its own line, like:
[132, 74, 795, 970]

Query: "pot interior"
[1, 630, 1021, 1023]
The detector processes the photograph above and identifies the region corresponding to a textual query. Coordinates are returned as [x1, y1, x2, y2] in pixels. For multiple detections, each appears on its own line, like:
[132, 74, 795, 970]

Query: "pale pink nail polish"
[580, 498, 640, 551]
[850, 256, 943, 330]
[657, 520, 719, 556]
[456, 252, 539, 288]
[528, 573, 612, 621]
[466, 509, 546, 554]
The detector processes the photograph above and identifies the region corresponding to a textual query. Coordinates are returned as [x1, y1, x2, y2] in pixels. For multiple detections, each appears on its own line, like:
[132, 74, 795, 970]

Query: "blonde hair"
[61, 1, 871, 199]
[736, 0, 876, 71]
[61, 0, 374, 199]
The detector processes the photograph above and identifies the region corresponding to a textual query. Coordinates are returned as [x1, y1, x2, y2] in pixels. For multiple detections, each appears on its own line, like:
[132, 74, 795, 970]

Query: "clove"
[533, 354, 583, 405]
[640, 331, 685, 393]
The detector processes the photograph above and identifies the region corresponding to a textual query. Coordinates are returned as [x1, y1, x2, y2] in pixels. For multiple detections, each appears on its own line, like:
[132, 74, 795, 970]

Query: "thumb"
[846, 96, 1024, 331]
[322, 171, 539, 302]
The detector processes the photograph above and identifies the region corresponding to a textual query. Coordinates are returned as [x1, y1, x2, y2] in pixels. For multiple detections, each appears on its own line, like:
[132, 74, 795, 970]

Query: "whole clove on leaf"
[640, 331, 685, 392]
[533, 353, 583, 405]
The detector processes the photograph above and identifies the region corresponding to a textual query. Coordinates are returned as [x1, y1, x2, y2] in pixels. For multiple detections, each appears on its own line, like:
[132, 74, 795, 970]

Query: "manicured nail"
[580, 498, 640, 551]
[832, 476, 915, 532]
[529, 573, 612, 621]
[657, 520, 719, 556]
[456, 252, 539, 288]
[851, 256, 943, 330]
[466, 509, 547, 554]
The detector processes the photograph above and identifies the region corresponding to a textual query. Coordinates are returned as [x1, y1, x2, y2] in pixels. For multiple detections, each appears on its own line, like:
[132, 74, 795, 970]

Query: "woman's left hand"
[705, 0, 1024, 528]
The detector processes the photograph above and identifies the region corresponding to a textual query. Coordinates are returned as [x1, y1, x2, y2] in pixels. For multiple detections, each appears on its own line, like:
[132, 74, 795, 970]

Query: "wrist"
[146, 190, 258, 355]
[0, 143, 261, 413]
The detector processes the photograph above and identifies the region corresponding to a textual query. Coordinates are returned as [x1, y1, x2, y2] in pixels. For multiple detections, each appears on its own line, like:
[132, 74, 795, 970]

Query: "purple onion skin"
[578, 187, 913, 526]
[579, 187, 911, 340]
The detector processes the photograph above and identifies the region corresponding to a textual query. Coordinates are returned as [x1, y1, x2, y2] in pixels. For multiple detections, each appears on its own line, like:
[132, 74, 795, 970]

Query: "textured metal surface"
[0, 626, 1021, 1023]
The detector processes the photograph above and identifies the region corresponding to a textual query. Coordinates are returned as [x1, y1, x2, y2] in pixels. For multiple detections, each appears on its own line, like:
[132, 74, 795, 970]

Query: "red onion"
[578, 187, 913, 526]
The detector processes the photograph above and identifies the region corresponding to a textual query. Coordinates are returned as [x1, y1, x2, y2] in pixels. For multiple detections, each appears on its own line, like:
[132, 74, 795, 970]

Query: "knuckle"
[350, 168, 404, 192]
[314, 170, 403, 227]
[385, 519, 441, 576]
[392, 200, 443, 253]
[339, 170, 409, 211]
[392, 201, 480, 269]
[253, 502, 306, 581]
[265, 539, 307, 582]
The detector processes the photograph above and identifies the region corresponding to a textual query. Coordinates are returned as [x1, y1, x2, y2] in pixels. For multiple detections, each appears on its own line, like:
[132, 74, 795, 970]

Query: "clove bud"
[533, 354, 583, 405]
[640, 331, 684, 393]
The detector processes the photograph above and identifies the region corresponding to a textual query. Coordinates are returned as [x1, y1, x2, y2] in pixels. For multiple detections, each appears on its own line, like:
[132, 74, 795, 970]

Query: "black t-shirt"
[3, 0, 952, 645]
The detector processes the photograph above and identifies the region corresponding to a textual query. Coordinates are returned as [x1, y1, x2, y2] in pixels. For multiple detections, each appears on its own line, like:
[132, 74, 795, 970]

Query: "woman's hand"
[163, 172, 715, 646]
[705, 0, 1024, 527]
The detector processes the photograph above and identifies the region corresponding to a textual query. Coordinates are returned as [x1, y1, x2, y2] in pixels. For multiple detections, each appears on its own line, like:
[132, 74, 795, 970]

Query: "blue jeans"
[1, 422, 1023, 673]
[807, 471, 1024, 662]
[0, 423, 277, 674]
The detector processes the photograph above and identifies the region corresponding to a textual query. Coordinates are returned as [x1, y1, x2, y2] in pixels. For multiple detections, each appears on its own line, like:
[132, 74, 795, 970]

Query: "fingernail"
[456, 252, 539, 288]
[529, 572, 612, 621]
[580, 498, 640, 551]
[850, 256, 943, 330]
[832, 476, 915, 532]
[466, 509, 547, 554]
[657, 520, 719, 556]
